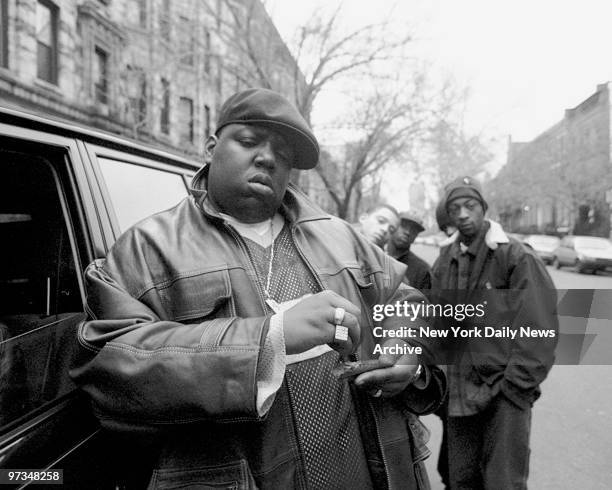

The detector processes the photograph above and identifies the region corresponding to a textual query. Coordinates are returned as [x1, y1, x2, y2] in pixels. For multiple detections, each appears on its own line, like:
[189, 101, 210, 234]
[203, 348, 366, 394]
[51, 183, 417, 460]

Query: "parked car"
[421, 234, 439, 246]
[552, 235, 612, 273]
[506, 232, 525, 241]
[417, 232, 450, 247]
[524, 234, 561, 264]
[0, 106, 200, 488]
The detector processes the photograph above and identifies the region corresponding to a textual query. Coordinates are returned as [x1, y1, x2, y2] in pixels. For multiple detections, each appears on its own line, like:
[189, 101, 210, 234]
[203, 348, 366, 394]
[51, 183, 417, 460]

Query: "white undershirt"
[219, 212, 284, 247]
[219, 211, 287, 415]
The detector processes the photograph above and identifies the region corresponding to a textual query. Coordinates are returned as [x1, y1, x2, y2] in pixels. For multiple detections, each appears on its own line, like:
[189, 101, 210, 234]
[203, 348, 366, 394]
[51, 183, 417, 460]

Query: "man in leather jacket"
[71, 88, 446, 489]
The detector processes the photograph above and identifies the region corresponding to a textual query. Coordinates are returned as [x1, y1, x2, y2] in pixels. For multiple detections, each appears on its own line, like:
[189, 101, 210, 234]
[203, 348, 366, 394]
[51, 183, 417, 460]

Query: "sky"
[266, 0, 612, 212]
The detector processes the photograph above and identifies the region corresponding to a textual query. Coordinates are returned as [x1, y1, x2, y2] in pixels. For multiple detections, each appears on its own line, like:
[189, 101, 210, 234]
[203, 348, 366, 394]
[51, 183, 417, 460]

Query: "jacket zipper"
[222, 222, 268, 314]
[369, 397, 391, 489]
[291, 224, 391, 489]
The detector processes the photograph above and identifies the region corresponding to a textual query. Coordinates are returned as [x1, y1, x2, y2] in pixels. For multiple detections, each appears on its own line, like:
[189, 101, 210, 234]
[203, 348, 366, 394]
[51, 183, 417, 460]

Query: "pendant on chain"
[266, 297, 281, 313]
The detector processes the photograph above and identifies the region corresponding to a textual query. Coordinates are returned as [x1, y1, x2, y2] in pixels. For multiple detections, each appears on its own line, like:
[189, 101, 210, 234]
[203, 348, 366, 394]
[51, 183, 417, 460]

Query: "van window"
[0, 151, 83, 429]
[98, 157, 188, 232]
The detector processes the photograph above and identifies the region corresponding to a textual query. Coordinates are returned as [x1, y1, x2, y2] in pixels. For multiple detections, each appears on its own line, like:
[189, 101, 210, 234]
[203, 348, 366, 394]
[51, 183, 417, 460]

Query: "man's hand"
[283, 290, 361, 357]
[354, 338, 421, 398]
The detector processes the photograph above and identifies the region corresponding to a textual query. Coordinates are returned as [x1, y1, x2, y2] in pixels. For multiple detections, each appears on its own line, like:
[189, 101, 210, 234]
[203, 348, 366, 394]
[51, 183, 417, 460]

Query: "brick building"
[491, 83, 612, 238]
[0, 0, 303, 157]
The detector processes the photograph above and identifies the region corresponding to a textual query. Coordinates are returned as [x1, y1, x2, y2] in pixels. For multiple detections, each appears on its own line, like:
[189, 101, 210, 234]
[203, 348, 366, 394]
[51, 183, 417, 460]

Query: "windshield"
[574, 237, 612, 250]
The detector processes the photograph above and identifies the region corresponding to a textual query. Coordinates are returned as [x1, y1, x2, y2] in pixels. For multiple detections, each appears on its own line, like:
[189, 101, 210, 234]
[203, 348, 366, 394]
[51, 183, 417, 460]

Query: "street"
[410, 244, 612, 490]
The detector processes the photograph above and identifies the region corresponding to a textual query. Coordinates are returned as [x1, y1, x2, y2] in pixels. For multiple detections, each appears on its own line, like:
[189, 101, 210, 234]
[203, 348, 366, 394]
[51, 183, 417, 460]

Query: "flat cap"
[399, 211, 425, 232]
[215, 88, 319, 170]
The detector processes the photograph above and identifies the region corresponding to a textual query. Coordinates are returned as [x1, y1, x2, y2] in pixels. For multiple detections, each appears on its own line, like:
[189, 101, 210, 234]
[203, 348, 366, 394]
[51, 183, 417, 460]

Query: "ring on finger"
[334, 325, 349, 341]
[334, 307, 346, 326]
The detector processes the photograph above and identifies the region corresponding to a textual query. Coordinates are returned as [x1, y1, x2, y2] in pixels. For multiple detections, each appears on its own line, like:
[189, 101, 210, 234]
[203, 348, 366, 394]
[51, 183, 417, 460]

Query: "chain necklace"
[263, 218, 281, 313]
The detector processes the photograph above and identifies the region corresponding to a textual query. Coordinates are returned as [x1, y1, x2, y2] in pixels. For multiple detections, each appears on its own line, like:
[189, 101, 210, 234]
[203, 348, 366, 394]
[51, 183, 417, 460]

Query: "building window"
[160, 78, 170, 134]
[137, 77, 147, 124]
[93, 46, 109, 104]
[179, 16, 194, 66]
[127, 66, 147, 126]
[204, 104, 211, 139]
[1, 0, 8, 68]
[36, 0, 59, 84]
[178, 97, 194, 144]
[160, 0, 170, 42]
[138, 0, 147, 28]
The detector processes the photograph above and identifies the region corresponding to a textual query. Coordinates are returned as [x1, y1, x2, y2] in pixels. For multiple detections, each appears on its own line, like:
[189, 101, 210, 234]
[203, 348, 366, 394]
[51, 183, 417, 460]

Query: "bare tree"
[315, 84, 428, 219]
[214, 0, 285, 90]
[213, 1, 414, 123]
[426, 119, 494, 192]
[288, 3, 413, 125]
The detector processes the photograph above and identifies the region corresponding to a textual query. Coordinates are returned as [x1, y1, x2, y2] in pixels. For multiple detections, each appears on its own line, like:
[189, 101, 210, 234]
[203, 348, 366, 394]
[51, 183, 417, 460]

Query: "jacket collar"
[189, 165, 330, 225]
[442, 219, 509, 251]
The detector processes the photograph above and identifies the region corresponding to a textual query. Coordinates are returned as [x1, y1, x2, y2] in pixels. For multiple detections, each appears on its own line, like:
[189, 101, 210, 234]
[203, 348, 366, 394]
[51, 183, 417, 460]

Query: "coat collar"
[189, 164, 330, 225]
[442, 219, 509, 251]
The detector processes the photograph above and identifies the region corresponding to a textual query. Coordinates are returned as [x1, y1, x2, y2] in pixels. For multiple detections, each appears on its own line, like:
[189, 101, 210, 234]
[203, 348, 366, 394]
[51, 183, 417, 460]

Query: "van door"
[0, 138, 114, 489]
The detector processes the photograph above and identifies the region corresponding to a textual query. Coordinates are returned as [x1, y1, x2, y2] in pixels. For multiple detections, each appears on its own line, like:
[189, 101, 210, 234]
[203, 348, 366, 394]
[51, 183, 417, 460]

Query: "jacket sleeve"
[70, 260, 270, 431]
[501, 250, 558, 407]
[376, 253, 447, 414]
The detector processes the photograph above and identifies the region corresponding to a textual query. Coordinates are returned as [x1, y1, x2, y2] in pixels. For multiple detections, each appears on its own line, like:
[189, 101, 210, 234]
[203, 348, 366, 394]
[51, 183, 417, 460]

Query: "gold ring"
[373, 389, 383, 398]
[334, 307, 346, 326]
[334, 325, 349, 341]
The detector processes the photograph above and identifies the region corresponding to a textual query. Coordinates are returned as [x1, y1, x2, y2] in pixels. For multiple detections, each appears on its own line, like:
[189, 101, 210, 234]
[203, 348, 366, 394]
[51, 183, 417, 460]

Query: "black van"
[0, 106, 200, 488]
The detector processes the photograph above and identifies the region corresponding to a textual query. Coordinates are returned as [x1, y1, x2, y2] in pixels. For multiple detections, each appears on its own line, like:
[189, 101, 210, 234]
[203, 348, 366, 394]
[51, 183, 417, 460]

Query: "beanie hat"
[443, 176, 488, 212]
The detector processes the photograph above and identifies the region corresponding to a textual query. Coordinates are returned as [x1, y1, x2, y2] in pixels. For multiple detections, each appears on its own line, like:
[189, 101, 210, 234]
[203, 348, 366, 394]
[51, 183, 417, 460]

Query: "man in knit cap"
[430, 176, 558, 490]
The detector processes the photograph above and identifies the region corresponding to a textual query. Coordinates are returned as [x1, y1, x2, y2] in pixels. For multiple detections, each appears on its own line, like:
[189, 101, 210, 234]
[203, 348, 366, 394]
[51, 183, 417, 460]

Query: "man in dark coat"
[388, 212, 431, 291]
[431, 176, 558, 490]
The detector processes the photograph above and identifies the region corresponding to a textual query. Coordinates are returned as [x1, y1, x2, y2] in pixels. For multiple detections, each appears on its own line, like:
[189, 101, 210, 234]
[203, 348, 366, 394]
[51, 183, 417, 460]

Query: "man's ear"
[204, 135, 218, 164]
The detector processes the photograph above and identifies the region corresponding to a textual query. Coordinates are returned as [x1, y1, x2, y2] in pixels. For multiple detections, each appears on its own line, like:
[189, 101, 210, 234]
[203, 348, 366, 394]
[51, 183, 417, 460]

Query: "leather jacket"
[71, 165, 446, 489]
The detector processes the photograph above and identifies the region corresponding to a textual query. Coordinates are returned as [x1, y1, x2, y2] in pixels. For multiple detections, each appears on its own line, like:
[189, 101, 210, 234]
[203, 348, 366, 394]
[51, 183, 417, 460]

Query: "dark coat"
[431, 222, 558, 409]
[395, 249, 432, 291]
